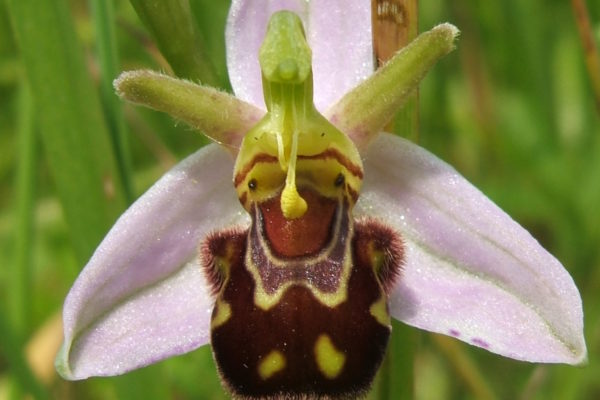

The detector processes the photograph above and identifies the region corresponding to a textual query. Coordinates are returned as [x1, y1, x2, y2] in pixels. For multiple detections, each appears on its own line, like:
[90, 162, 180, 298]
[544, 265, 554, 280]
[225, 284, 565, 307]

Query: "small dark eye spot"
[248, 179, 257, 190]
[334, 173, 345, 187]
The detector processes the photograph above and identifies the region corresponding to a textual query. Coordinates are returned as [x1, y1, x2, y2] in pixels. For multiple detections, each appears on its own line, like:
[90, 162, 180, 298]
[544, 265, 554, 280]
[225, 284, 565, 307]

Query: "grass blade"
[128, 0, 219, 85]
[90, 0, 135, 203]
[7, 0, 126, 263]
[0, 313, 48, 400]
[9, 81, 35, 338]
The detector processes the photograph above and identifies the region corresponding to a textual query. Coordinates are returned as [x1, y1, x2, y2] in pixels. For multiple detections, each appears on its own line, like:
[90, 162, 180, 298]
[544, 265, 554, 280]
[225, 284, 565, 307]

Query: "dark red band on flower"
[233, 147, 363, 188]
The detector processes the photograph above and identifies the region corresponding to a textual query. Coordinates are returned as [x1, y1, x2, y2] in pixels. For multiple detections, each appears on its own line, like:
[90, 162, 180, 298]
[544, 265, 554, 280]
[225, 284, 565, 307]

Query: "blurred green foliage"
[0, 0, 599, 399]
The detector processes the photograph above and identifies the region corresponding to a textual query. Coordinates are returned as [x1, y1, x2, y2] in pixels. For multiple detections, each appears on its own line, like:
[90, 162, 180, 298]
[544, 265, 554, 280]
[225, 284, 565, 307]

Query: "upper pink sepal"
[306, 0, 373, 111]
[226, 0, 373, 112]
[226, 0, 308, 110]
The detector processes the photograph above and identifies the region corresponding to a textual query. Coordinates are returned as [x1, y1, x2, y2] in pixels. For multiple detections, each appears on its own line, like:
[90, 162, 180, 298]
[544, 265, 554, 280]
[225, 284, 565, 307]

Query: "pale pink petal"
[307, 0, 373, 111]
[226, 1, 374, 112]
[226, 0, 308, 109]
[356, 133, 587, 364]
[57, 144, 249, 379]
[56, 260, 210, 378]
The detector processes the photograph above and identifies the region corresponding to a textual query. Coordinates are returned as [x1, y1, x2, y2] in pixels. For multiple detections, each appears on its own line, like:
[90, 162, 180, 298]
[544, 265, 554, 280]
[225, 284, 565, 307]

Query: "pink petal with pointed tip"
[58, 260, 211, 379]
[226, 0, 308, 109]
[307, 0, 373, 111]
[58, 144, 249, 379]
[356, 133, 586, 364]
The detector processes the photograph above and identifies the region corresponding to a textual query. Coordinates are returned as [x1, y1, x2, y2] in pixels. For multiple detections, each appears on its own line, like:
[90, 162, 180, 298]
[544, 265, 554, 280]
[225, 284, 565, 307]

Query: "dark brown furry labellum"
[202, 190, 404, 399]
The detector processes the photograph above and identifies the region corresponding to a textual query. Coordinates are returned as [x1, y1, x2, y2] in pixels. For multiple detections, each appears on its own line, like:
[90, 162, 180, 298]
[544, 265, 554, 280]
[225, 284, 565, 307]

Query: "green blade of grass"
[432, 334, 498, 400]
[0, 313, 49, 400]
[189, 0, 232, 89]
[9, 81, 35, 338]
[90, 0, 134, 203]
[7, 0, 126, 263]
[129, 0, 219, 85]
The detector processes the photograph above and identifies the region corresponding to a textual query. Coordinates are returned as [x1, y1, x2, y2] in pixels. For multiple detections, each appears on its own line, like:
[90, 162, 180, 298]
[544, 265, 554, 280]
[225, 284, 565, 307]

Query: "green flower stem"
[328, 23, 459, 149]
[91, 0, 135, 203]
[7, 0, 126, 263]
[114, 70, 263, 150]
[128, 0, 219, 85]
[371, 3, 418, 398]
[10, 82, 35, 338]
[375, 321, 418, 400]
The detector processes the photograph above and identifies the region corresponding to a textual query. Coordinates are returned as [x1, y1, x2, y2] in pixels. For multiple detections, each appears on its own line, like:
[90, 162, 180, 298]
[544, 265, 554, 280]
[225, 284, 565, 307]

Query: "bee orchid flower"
[56, 0, 586, 398]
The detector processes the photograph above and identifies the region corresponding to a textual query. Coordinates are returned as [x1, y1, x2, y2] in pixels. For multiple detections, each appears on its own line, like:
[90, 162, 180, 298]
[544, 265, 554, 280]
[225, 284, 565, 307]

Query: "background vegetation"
[1, 0, 598, 399]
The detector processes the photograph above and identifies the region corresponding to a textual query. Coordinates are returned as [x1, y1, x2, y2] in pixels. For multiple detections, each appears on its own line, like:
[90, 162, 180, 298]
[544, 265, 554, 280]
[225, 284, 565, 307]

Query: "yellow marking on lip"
[369, 294, 391, 327]
[366, 241, 385, 275]
[314, 334, 346, 379]
[211, 299, 232, 329]
[258, 350, 286, 380]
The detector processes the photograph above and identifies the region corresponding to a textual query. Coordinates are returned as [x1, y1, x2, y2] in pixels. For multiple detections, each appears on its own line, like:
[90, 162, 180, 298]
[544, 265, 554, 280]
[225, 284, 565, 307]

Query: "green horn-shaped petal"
[114, 70, 264, 151]
[327, 23, 459, 149]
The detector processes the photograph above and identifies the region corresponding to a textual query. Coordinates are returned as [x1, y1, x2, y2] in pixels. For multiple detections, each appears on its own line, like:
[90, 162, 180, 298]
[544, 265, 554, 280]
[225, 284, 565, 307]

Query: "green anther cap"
[259, 11, 312, 84]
